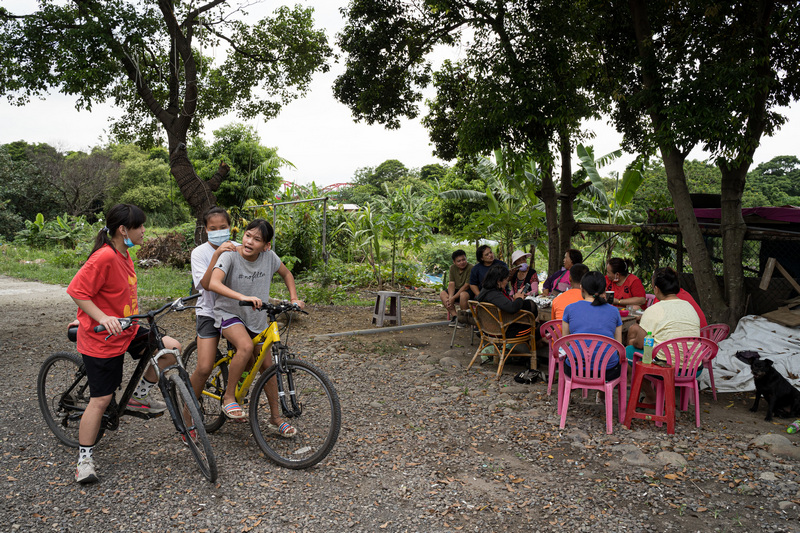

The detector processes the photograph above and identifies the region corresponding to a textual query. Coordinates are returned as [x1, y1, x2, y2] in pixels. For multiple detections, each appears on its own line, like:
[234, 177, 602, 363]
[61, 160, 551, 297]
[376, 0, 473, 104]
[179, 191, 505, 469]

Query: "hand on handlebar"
[240, 296, 263, 309]
[95, 315, 123, 336]
[291, 299, 305, 310]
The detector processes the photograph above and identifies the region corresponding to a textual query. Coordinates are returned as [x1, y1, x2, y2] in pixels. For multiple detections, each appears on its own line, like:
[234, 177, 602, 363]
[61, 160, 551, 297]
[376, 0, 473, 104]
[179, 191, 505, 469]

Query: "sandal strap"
[278, 422, 293, 434]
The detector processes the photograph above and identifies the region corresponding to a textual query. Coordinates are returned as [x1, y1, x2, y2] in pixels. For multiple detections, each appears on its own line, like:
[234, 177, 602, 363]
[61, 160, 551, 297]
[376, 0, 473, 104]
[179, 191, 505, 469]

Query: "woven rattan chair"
[467, 300, 537, 380]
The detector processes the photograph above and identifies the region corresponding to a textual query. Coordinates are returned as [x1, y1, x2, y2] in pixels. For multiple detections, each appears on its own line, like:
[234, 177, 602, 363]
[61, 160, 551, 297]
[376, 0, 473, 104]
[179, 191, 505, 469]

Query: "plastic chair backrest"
[552, 334, 626, 383]
[645, 293, 656, 308]
[539, 319, 563, 345]
[700, 323, 730, 344]
[652, 337, 717, 380]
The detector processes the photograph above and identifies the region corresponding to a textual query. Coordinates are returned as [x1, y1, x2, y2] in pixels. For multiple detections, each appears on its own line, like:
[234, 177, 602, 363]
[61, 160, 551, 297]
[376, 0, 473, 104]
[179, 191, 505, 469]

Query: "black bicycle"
[37, 294, 218, 482]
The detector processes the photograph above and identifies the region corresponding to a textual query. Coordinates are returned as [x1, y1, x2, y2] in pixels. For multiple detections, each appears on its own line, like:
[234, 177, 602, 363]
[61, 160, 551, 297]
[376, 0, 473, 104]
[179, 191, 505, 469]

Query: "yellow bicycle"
[181, 301, 340, 469]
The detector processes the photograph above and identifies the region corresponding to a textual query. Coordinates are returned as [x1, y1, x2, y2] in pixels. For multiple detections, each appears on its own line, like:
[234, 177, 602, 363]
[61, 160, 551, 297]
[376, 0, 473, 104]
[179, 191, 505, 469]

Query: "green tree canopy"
[335, 0, 607, 274]
[590, 0, 800, 324]
[1, 1, 331, 239]
[189, 123, 285, 208]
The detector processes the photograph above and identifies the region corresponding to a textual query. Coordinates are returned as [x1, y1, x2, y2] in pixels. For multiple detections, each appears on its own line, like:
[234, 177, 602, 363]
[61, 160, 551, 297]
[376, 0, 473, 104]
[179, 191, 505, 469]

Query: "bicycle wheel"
[180, 340, 227, 433]
[249, 359, 341, 469]
[167, 374, 218, 482]
[37, 352, 96, 448]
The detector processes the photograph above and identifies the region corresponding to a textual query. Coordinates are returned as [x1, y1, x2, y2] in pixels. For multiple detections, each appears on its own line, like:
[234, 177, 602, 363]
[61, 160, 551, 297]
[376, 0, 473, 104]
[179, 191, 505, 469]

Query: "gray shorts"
[196, 315, 220, 339]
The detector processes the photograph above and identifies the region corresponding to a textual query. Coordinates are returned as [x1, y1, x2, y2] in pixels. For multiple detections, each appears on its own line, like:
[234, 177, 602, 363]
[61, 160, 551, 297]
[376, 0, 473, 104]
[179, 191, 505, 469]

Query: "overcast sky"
[1, 0, 798, 187]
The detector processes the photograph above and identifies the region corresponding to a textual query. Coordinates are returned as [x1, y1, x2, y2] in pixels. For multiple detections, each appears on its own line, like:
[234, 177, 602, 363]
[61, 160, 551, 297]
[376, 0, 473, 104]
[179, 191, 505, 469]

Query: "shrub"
[137, 231, 191, 268]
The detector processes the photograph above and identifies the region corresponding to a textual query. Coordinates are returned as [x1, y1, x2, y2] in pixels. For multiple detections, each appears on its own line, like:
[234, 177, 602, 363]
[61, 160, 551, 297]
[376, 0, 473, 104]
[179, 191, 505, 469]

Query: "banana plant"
[576, 144, 646, 260]
[439, 148, 546, 261]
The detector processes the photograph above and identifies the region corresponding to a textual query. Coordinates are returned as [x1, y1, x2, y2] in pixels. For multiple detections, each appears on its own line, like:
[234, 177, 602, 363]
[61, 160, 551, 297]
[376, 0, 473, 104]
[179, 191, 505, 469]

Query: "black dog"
[748, 358, 800, 421]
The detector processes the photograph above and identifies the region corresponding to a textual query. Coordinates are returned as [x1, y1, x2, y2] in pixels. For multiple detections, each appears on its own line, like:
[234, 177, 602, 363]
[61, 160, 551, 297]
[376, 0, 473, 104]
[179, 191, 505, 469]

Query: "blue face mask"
[123, 237, 135, 248]
[207, 228, 230, 246]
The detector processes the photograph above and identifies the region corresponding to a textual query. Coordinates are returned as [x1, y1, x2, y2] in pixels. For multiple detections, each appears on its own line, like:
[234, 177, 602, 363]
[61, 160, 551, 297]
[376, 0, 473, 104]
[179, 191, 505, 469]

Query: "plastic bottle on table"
[788, 420, 800, 434]
[642, 332, 655, 365]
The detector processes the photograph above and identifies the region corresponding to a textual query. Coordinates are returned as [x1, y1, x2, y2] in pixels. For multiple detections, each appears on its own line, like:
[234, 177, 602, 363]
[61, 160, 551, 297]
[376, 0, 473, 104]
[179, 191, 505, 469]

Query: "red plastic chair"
[539, 320, 563, 397]
[699, 323, 730, 400]
[649, 337, 718, 427]
[552, 334, 628, 434]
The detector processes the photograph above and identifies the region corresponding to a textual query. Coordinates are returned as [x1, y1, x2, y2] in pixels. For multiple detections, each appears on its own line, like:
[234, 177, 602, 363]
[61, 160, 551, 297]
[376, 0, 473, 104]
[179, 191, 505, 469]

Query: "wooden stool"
[372, 291, 401, 326]
[624, 361, 675, 434]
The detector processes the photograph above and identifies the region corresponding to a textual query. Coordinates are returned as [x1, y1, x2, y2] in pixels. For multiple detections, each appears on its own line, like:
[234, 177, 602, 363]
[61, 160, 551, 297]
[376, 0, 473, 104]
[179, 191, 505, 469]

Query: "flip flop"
[268, 421, 297, 438]
[223, 402, 246, 420]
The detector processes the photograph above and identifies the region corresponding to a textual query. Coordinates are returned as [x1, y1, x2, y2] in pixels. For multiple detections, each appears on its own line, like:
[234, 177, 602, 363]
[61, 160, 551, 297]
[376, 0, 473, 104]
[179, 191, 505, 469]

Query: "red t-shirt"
[605, 273, 646, 304]
[655, 288, 708, 328]
[67, 244, 139, 358]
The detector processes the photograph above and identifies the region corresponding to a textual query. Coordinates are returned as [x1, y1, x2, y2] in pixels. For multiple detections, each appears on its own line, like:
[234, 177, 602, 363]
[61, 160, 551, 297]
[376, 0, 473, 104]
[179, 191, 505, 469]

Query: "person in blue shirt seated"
[469, 244, 508, 297]
[561, 271, 623, 381]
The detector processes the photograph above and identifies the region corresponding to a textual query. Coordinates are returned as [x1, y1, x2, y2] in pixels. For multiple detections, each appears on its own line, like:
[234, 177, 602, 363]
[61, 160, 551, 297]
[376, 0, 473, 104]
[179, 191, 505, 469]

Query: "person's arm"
[208, 267, 263, 308]
[454, 280, 470, 297]
[614, 325, 623, 344]
[468, 265, 480, 297]
[562, 321, 570, 336]
[198, 242, 237, 290]
[71, 297, 124, 336]
[483, 290, 524, 314]
[277, 263, 305, 309]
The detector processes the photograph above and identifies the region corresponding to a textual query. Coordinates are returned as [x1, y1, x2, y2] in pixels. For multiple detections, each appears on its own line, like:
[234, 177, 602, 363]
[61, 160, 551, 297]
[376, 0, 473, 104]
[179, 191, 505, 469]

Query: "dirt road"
[0, 275, 798, 532]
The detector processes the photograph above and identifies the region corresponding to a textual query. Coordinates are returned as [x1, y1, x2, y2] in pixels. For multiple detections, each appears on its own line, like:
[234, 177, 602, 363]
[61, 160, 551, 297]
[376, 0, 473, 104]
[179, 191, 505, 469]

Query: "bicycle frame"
[202, 309, 302, 418]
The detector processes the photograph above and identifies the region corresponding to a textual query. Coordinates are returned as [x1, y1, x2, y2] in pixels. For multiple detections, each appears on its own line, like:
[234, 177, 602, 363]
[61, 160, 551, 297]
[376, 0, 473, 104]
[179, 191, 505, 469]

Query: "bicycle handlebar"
[93, 293, 201, 333]
[238, 300, 308, 315]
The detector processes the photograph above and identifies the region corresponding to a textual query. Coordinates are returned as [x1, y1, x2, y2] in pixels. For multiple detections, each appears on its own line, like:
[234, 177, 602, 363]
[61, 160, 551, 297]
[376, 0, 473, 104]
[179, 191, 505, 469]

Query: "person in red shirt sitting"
[605, 257, 646, 309]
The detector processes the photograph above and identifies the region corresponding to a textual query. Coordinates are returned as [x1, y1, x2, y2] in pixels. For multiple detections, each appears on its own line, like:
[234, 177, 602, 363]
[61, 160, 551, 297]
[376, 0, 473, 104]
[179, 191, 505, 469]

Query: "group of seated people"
[440, 245, 709, 398]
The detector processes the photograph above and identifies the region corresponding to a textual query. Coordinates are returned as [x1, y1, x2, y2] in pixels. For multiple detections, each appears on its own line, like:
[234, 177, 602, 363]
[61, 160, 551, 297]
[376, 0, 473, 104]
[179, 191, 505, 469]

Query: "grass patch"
[1, 242, 407, 308]
[0, 243, 192, 306]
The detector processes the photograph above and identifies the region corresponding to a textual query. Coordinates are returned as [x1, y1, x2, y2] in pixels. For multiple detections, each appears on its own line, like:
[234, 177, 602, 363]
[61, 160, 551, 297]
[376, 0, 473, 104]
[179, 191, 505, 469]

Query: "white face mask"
[207, 228, 230, 246]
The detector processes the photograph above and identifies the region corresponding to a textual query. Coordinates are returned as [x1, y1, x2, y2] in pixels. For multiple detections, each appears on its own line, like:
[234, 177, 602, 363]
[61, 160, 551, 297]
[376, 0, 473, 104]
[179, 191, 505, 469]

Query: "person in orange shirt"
[551, 263, 589, 321]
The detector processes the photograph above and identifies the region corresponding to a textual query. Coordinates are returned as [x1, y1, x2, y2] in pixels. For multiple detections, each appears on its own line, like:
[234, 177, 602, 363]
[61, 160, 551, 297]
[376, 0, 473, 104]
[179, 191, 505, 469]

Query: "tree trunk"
[168, 142, 229, 244]
[539, 162, 561, 276]
[628, 0, 730, 323]
[718, 164, 748, 325]
[558, 130, 576, 263]
[662, 150, 728, 320]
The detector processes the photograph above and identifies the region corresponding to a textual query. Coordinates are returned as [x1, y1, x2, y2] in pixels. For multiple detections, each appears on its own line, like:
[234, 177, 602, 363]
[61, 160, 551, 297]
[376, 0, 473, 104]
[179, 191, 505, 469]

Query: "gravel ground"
[1, 275, 799, 532]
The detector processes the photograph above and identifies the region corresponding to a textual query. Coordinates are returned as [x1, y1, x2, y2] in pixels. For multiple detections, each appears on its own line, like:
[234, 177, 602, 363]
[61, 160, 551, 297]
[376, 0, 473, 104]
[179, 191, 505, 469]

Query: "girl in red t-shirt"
[66, 204, 181, 484]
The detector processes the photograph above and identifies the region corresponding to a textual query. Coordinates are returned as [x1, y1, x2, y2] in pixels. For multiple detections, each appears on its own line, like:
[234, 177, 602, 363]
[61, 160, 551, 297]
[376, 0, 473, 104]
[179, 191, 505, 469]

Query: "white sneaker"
[127, 391, 167, 413]
[76, 459, 99, 484]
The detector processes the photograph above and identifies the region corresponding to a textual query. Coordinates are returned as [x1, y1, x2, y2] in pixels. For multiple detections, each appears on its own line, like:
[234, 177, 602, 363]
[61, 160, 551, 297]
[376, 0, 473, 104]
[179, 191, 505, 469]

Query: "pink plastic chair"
[552, 334, 628, 434]
[699, 324, 730, 400]
[539, 320, 563, 397]
[649, 337, 718, 427]
[645, 293, 656, 308]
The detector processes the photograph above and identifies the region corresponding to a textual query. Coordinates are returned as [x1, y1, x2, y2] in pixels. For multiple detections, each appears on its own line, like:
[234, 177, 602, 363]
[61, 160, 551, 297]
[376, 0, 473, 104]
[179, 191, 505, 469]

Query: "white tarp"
[697, 315, 800, 393]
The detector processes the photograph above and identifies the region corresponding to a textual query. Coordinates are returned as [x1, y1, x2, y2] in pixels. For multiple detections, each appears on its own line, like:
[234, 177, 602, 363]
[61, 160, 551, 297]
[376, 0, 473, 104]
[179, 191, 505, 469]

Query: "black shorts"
[81, 326, 151, 397]
[196, 315, 221, 339]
